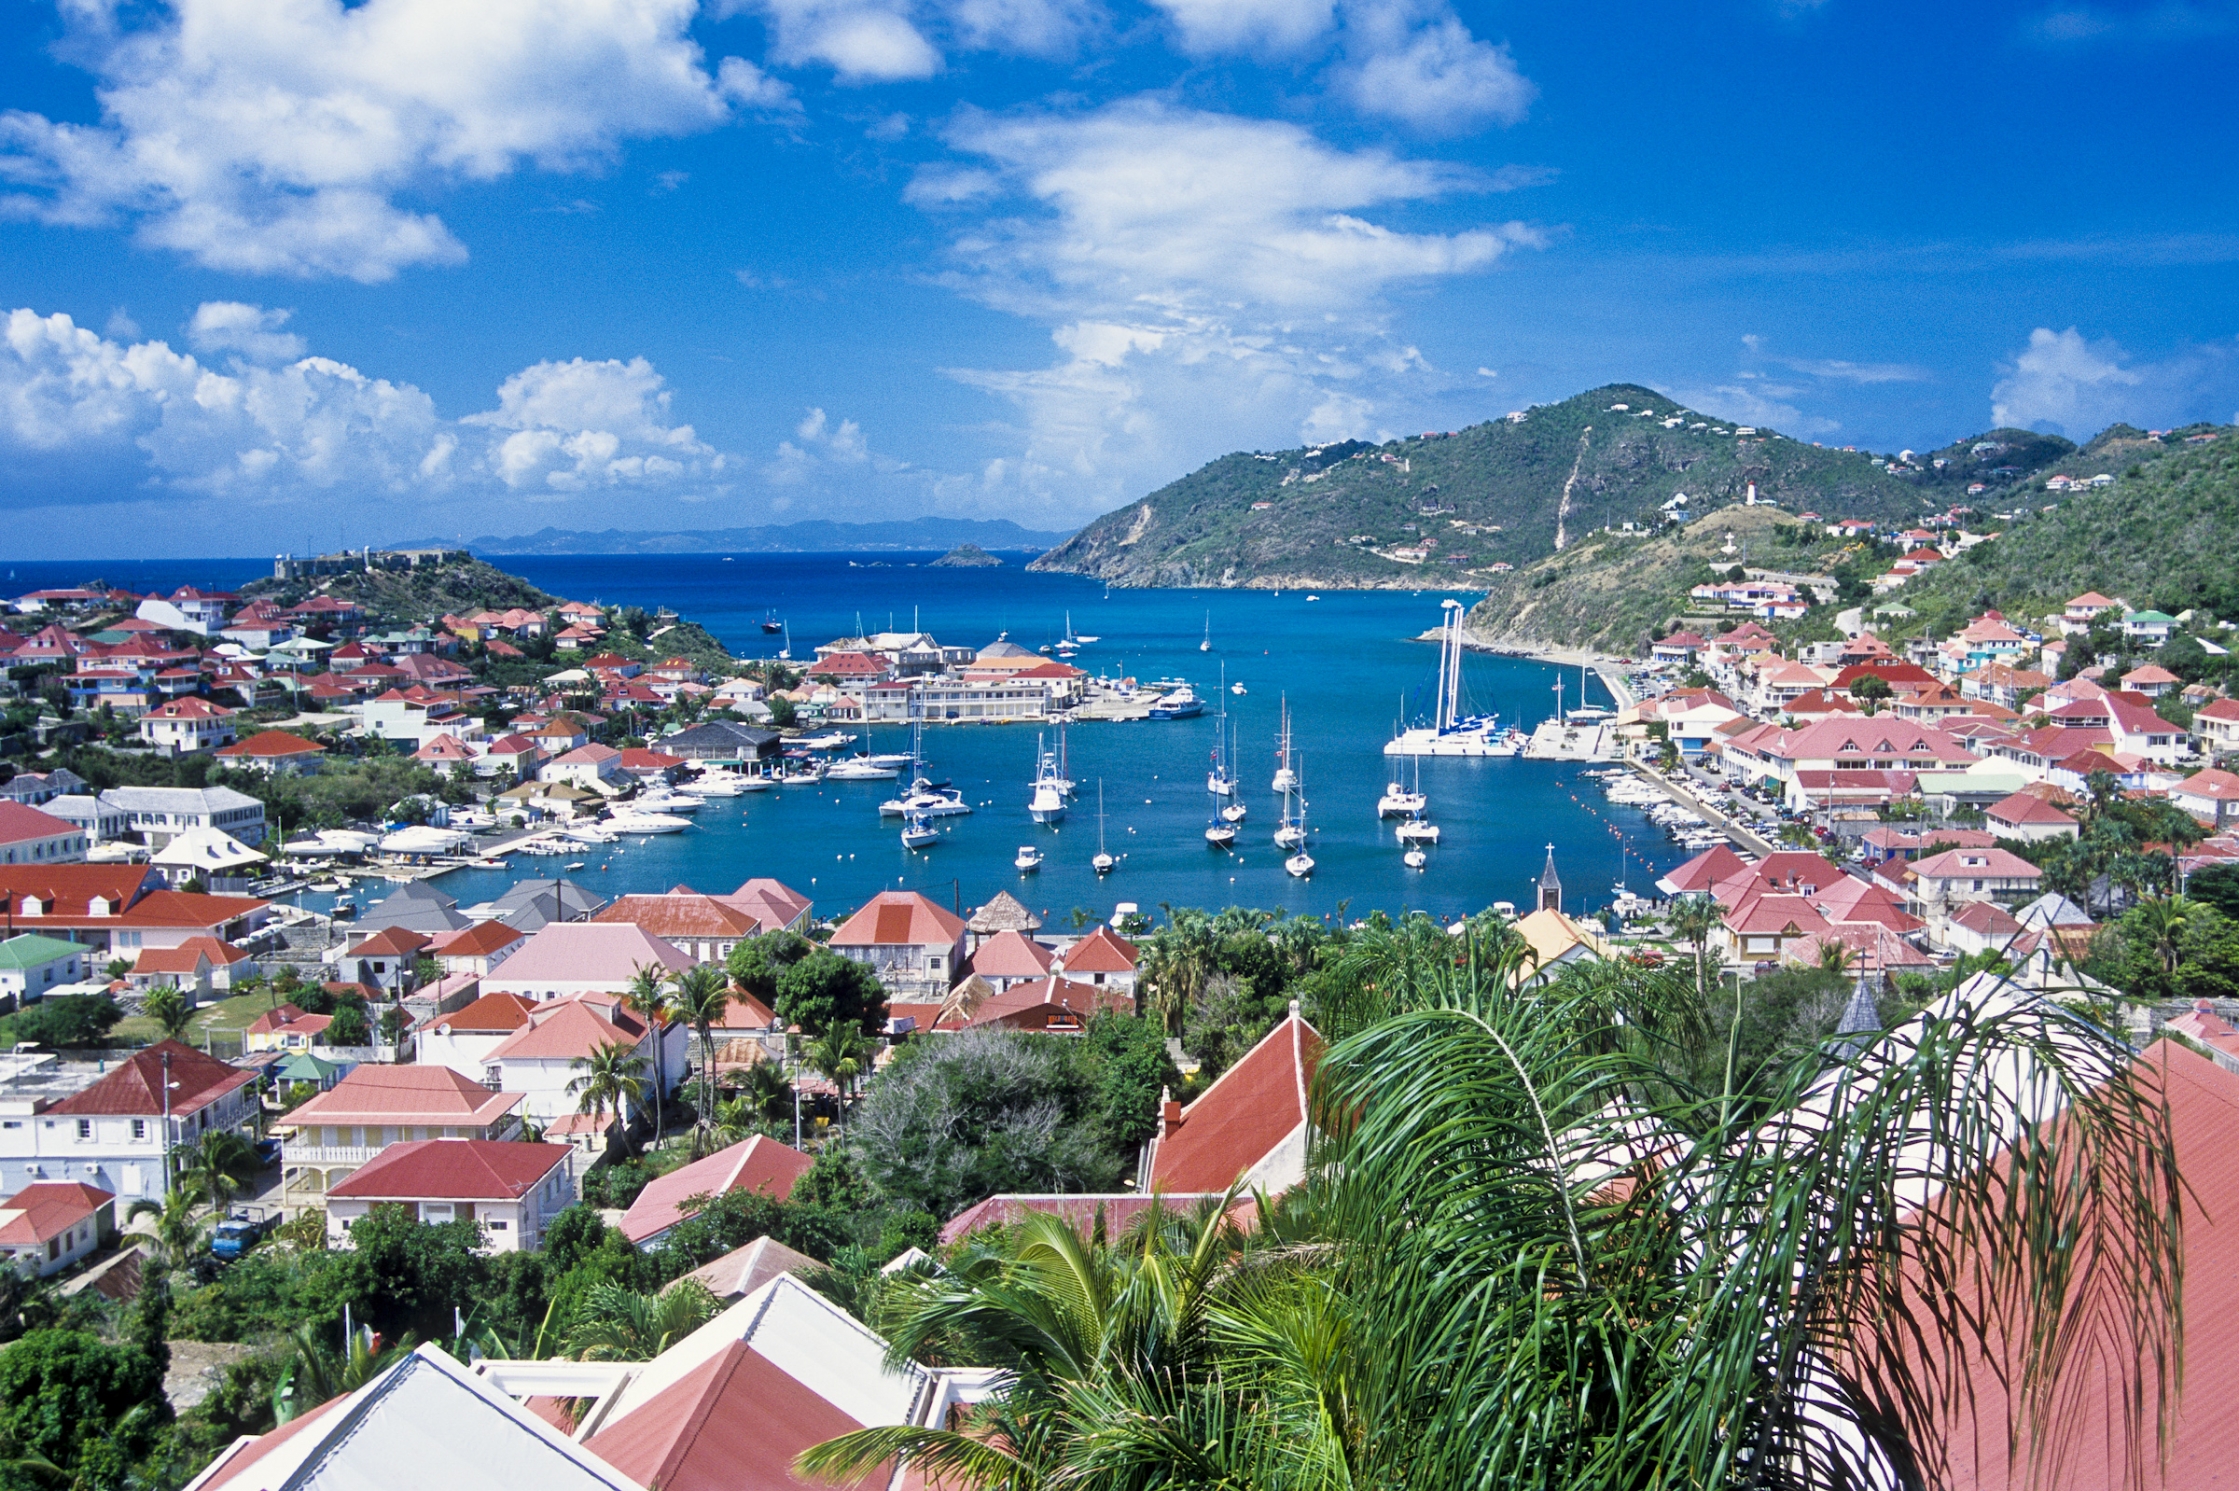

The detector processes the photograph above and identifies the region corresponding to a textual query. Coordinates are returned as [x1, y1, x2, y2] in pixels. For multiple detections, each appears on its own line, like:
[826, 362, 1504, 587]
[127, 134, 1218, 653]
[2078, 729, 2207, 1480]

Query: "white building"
[478, 992, 689, 1129]
[0, 802, 87, 865]
[0, 1041, 259, 1202]
[138, 697, 237, 755]
[100, 785, 268, 848]
[324, 1139, 575, 1253]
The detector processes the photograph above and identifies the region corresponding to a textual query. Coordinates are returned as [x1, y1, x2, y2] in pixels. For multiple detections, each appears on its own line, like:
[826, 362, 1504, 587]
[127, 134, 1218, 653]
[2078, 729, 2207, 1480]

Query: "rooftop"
[327, 1138, 570, 1201]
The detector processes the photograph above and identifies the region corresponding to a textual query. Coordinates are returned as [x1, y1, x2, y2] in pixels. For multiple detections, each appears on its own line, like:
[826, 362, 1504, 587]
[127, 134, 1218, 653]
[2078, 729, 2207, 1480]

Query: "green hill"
[1890, 428, 2239, 638]
[1030, 384, 2024, 589]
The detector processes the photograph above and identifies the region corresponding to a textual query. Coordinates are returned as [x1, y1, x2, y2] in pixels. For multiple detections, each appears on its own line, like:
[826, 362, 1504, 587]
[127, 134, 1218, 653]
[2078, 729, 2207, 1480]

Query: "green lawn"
[111, 988, 290, 1048]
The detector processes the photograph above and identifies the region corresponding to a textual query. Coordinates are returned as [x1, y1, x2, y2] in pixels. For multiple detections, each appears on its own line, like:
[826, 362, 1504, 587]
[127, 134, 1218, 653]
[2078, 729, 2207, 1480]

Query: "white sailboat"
[1284, 757, 1315, 877]
[879, 702, 971, 817]
[1274, 755, 1306, 850]
[1383, 599, 1517, 756]
[900, 808, 939, 849]
[1204, 761, 1236, 847]
[1207, 668, 1235, 797]
[778, 622, 793, 661]
[1199, 611, 1211, 652]
[1093, 781, 1116, 874]
[1217, 721, 1247, 823]
[1271, 696, 1296, 794]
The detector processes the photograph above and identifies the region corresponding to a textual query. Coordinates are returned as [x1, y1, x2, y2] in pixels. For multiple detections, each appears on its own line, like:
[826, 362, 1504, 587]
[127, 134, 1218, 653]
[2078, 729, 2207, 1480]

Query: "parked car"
[210, 1209, 279, 1261]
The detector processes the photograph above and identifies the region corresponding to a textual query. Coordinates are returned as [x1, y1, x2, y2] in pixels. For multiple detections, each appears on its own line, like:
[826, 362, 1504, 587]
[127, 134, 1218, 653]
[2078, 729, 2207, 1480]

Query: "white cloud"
[0, 306, 730, 508]
[753, 0, 945, 79]
[1990, 326, 2239, 436]
[1780, 355, 1931, 384]
[1148, 0, 1335, 53]
[187, 302, 308, 364]
[0, 0, 784, 281]
[938, 98, 1536, 316]
[1334, 10, 1535, 131]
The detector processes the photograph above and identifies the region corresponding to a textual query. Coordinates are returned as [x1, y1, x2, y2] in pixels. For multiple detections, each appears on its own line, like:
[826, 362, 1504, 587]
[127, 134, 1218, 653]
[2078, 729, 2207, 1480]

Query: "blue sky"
[1, 0, 2235, 558]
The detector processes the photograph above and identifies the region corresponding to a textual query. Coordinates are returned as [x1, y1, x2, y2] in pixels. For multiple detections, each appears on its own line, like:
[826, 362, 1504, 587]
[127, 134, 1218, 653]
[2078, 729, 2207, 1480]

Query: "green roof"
[275, 1052, 348, 1081]
[2126, 610, 2176, 624]
[0, 934, 85, 971]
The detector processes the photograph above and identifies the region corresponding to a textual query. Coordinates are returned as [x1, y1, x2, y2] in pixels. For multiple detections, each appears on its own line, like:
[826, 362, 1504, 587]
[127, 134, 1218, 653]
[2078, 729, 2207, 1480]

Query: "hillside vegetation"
[1030, 384, 2090, 590]
[243, 555, 554, 619]
[1894, 431, 2239, 637]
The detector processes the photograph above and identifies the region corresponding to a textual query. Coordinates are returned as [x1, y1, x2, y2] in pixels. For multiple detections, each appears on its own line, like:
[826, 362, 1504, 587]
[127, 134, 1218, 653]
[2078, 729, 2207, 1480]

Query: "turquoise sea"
[8, 553, 1682, 923]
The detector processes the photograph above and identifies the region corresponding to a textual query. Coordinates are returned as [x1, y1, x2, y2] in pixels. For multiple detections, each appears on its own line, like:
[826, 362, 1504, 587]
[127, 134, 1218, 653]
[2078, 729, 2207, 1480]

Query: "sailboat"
[1093, 781, 1116, 874]
[1275, 755, 1306, 850]
[1207, 668, 1235, 798]
[778, 622, 793, 662]
[1383, 599, 1514, 756]
[1271, 697, 1296, 794]
[761, 609, 782, 633]
[1284, 757, 1315, 877]
[1199, 612, 1211, 652]
[900, 807, 940, 850]
[1218, 721, 1247, 822]
[1028, 734, 1067, 824]
[879, 700, 970, 817]
[1204, 758, 1236, 847]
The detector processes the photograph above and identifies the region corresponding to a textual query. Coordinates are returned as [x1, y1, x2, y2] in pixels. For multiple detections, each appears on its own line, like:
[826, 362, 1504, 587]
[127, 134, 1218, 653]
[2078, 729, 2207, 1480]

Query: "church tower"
[1537, 843, 1562, 913]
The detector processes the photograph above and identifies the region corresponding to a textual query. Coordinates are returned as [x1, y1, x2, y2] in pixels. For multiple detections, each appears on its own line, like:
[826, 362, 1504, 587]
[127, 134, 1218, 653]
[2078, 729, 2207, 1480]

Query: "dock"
[1522, 720, 1615, 761]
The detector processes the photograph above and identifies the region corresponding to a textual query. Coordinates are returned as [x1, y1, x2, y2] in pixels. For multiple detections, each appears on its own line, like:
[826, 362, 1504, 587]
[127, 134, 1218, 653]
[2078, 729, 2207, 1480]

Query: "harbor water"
[10, 553, 1691, 922]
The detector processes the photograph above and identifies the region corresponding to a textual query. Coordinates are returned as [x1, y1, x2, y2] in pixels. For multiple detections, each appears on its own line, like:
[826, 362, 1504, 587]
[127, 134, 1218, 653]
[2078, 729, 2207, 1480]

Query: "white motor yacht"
[607, 810, 691, 835]
[826, 757, 902, 781]
[680, 772, 744, 797]
[879, 783, 972, 818]
[1014, 844, 1044, 872]
[635, 788, 702, 814]
[1404, 846, 1428, 870]
[1027, 735, 1068, 824]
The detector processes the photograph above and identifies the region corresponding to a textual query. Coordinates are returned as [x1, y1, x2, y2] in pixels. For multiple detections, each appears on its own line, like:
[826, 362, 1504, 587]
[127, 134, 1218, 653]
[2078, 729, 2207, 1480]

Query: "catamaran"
[1383, 599, 1518, 757]
[1093, 781, 1116, 874]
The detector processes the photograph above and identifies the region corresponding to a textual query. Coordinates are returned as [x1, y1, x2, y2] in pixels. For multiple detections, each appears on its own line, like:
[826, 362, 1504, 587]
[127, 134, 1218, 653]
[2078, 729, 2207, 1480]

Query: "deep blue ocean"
[6, 552, 1682, 923]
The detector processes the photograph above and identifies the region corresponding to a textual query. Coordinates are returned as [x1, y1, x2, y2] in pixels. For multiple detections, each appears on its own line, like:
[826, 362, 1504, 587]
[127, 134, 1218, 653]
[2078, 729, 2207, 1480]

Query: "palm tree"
[143, 984, 192, 1040]
[176, 1131, 262, 1211]
[668, 962, 734, 1147]
[126, 1175, 210, 1266]
[1665, 892, 1723, 1009]
[562, 1279, 721, 1361]
[2135, 893, 2196, 982]
[804, 1025, 874, 1126]
[567, 1041, 647, 1157]
[621, 963, 675, 1149]
[805, 951, 2185, 1491]
[273, 1322, 414, 1423]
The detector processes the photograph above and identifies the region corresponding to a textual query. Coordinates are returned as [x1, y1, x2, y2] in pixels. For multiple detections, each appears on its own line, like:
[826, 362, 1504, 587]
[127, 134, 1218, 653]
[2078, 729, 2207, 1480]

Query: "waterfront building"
[100, 784, 267, 848]
[828, 890, 966, 1000]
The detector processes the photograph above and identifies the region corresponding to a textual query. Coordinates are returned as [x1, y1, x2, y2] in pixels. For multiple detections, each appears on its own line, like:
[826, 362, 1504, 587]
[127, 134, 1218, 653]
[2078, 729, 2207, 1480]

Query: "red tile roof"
[939, 1191, 1241, 1246]
[618, 1136, 812, 1243]
[1061, 924, 1139, 974]
[0, 1182, 112, 1247]
[1910, 847, 2044, 881]
[49, 1040, 253, 1118]
[481, 997, 644, 1063]
[585, 1341, 887, 1491]
[326, 1138, 569, 1201]
[285, 1066, 523, 1128]
[424, 990, 541, 1035]
[430, 920, 527, 959]
[829, 891, 964, 949]
[214, 729, 325, 760]
[1987, 792, 2078, 827]
[0, 802, 77, 846]
[968, 929, 1055, 980]
[351, 925, 431, 957]
[592, 892, 766, 942]
[714, 879, 812, 934]
[1149, 1013, 1320, 1193]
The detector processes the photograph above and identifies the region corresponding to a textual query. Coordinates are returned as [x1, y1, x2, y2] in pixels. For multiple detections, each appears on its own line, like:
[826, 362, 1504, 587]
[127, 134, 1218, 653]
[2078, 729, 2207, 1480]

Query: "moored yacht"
[1014, 844, 1044, 872]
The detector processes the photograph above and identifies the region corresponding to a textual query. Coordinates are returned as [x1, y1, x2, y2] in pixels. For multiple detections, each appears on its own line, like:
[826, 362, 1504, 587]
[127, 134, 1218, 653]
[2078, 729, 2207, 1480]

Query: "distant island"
[391, 516, 1072, 557]
[930, 543, 1002, 568]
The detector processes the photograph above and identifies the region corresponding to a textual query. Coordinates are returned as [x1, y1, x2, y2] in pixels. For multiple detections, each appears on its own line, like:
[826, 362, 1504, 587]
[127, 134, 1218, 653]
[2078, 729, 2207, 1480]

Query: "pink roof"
[481, 998, 644, 1064]
[145, 696, 234, 719]
[490, 923, 692, 986]
[585, 1340, 886, 1491]
[1150, 1013, 1320, 1193]
[1910, 847, 2044, 880]
[286, 1065, 524, 1128]
[618, 1136, 813, 1243]
[326, 1138, 569, 1201]
[1723, 892, 1830, 937]
[0, 802, 79, 845]
[958, 974, 1131, 1031]
[969, 929, 1056, 979]
[1062, 924, 1140, 974]
[714, 878, 813, 934]
[829, 890, 965, 950]
[430, 920, 527, 959]
[1659, 844, 1751, 895]
[246, 1003, 333, 1039]
[2178, 769, 2239, 802]
[1988, 793, 2078, 827]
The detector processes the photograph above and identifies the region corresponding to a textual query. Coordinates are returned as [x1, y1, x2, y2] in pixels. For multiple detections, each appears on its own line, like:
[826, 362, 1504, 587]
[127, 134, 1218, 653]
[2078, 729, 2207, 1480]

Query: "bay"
[6, 552, 1691, 922]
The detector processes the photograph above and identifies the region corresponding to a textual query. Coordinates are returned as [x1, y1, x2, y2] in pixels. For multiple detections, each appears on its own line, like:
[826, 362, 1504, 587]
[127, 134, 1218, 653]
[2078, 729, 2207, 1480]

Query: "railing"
[280, 1144, 386, 1165]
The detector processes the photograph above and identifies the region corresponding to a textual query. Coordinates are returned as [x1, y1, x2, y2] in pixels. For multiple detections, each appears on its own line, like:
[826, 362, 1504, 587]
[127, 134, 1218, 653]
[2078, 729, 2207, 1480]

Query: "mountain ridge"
[389, 517, 1073, 556]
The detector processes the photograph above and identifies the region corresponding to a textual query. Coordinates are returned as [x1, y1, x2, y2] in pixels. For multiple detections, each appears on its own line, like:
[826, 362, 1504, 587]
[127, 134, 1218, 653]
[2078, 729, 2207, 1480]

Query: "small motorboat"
[1220, 801, 1247, 824]
[1403, 846, 1428, 870]
[1285, 850, 1315, 878]
[1014, 844, 1044, 872]
[1231, 681, 1246, 695]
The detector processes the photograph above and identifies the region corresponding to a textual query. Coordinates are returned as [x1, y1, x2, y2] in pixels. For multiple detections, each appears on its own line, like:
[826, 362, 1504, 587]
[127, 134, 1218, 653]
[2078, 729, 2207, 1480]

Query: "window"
[131, 1119, 146, 1140]
[75, 1120, 91, 1140]
[487, 1219, 507, 1230]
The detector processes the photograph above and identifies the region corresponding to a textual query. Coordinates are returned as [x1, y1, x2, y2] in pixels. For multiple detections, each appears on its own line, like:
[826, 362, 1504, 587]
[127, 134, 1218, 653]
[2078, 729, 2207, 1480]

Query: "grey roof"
[977, 638, 1036, 659]
[661, 720, 781, 758]
[100, 785, 264, 815]
[968, 889, 1042, 934]
[1834, 972, 1881, 1059]
[493, 877, 607, 931]
[2015, 892, 2095, 929]
[1538, 844, 1562, 890]
[362, 882, 471, 934]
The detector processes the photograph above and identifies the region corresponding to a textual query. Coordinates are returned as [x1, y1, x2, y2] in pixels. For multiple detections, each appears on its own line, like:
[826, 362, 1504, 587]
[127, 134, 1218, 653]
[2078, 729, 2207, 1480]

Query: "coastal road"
[1627, 761, 1773, 857]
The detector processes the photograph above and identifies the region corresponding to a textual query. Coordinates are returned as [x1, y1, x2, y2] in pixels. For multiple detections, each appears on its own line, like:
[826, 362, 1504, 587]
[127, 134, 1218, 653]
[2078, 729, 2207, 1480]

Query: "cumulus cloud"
[0, 0, 788, 282]
[1148, 0, 1336, 52]
[0, 306, 730, 509]
[186, 303, 308, 364]
[751, 0, 945, 78]
[1334, 8, 1536, 131]
[1990, 326, 2239, 436]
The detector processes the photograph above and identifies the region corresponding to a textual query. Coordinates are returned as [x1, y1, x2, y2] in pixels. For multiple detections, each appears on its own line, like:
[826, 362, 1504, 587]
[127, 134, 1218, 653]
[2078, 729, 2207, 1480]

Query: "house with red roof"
[1904, 847, 2043, 945]
[243, 1003, 334, 1053]
[1719, 892, 1831, 966]
[478, 993, 688, 1131]
[964, 928, 1055, 989]
[2172, 768, 2239, 830]
[952, 972, 1131, 1033]
[829, 890, 967, 999]
[475, 733, 544, 780]
[1986, 791, 2080, 842]
[412, 990, 543, 1081]
[334, 924, 430, 995]
[539, 742, 623, 788]
[2194, 697, 2239, 757]
[429, 920, 526, 977]
[214, 729, 326, 776]
[615, 747, 686, 782]
[618, 1135, 812, 1247]
[0, 1041, 257, 1201]
[713, 877, 813, 935]
[1060, 924, 1140, 995]
[139, 696, 236, 755]
[325, 1139, 574, 1252]
[0, 801, 87, 866]
[0, 1181, 115, 1277]
[125, 936, 254, 998]
[2060, 590, 2121, 633]
[414, 733, 477, 776]
[0, 865, 269, 954]
[277, 1065, 528, 1204]
[591, 889, 769, 965]
[1140, 1007, 1321, 1195]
